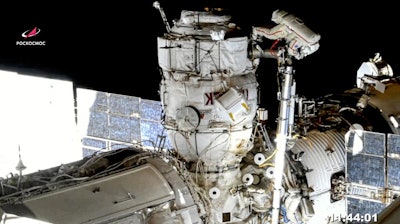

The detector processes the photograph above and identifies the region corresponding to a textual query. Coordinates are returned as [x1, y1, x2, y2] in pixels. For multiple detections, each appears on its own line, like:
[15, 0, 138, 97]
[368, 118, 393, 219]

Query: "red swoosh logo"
[22, 27, 40, 39]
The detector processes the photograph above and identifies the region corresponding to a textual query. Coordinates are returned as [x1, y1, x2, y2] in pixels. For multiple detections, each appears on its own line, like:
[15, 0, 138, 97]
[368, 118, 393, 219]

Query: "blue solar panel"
[79, 89, 171, 152]
[347, 197, 386, 224]
[109, 94, 140, 115]
[91, 92, 108, 112]
[140, 99, 163, 120]
[388, 158, 400, 188]
[362, 131, 385, 156]
[387, 134, 400, 188]
[109, 116, 141, 142]
[346, 131, 386, 188]
[87, 112, 109, 138]
[82, 137, 106, 149]
[388, 134, 400, 154]
[140, 120, 163, 147]
[347, 153, 385, 187]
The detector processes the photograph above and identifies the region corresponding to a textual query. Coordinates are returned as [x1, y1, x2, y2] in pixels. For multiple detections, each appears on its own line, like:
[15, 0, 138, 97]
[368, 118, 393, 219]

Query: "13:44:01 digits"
[329, 213, 378, 223]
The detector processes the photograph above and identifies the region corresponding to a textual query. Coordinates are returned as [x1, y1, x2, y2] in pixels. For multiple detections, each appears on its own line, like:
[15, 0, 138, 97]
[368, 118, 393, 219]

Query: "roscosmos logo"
[16, 27, 46, 46]
[22, 27, 41, 38]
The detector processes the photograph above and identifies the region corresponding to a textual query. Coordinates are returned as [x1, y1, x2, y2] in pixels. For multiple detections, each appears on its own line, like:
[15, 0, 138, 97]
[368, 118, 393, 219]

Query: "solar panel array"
[76, 90, 171, 157]
[388, 134, 400, 188]
[346, 131, 400, 219]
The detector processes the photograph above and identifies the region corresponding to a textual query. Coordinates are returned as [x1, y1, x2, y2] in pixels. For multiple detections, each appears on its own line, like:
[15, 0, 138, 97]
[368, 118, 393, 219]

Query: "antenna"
[153, 1, 171, 33]
[16, 145, 26, 190]
[16, 145, 26, 172]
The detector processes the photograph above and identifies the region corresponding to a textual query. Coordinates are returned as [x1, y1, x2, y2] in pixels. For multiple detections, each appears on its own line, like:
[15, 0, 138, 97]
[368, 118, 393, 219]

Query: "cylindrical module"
[157, 29, 259, 166]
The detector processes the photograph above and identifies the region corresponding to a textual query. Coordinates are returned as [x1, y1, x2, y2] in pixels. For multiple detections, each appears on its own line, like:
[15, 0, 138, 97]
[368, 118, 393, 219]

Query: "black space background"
[0, 1, 398, 118]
